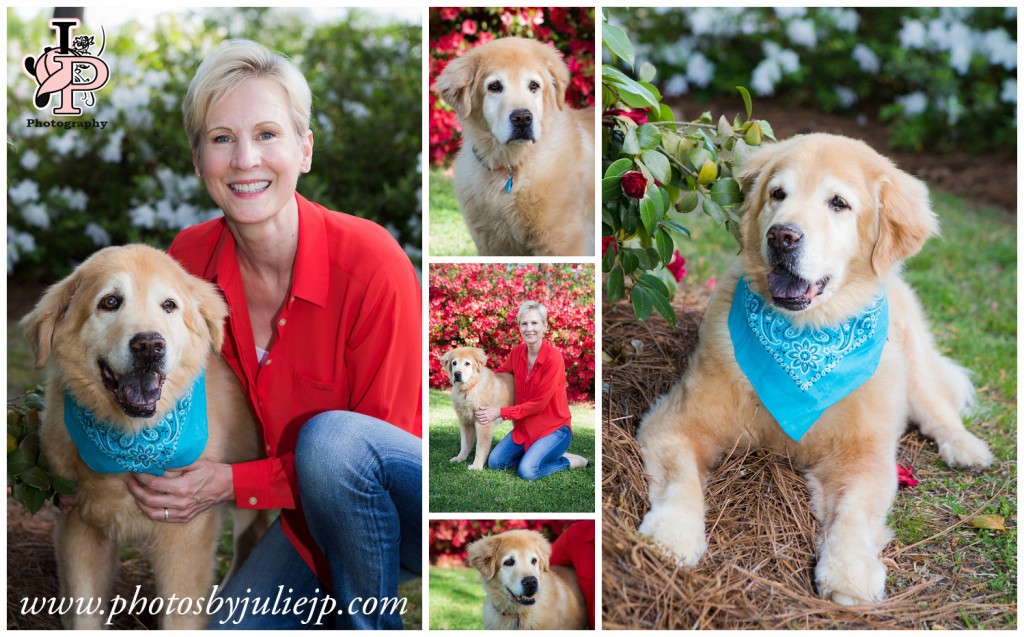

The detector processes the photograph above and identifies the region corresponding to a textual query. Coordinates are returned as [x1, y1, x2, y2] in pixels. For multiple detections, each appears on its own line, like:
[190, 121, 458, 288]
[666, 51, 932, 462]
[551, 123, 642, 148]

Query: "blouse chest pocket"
[292, 369, 349, 416]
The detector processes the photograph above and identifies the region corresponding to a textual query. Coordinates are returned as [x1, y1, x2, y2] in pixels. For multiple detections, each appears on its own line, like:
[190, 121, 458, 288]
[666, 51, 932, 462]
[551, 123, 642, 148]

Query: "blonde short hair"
[516, 300, 548, 325]
[182, 39, 312, 152]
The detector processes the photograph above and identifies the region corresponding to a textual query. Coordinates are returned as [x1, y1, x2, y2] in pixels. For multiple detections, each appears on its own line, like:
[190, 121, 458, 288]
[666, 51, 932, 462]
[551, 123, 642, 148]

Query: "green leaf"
[601, 239, 617, 272]
[637, 273, 670, 297]
[736, 86, 753, 120]
[655, 230, 674, 267]
[631, 286, 653, 321]
[710, 177, 742, 207]
[50, 472, 76, 496]
[622, 200, 639, 236]
[602, 176, 624, 202]
[607, 265, 625, 302]
[602, 23, 635, 70]
[636, 124, 662, 151]
[623, 249, 640, 274]
[676, 191, 699, 213]
[638, 61, 657, 83]
[639, 195, 658, 235]
[649, 286, 677, 326]
[688, 148, 712, 172]
[641, 150, 671, 184]
[604, 158, 634, 179]
[16, 465, 50, 491]
[13, 484, 46, 515]
[703, 197, 727, 224]
[760, 119, 776, 141]
[622, 127, 640, 155]
[744, 121, 763, 146]
[660, 219, 691, 238]
[7, 445, 36, 476]
[656, 103, 674, 123]
[25, 394, 45, 411]
[603, 67, 660, 110]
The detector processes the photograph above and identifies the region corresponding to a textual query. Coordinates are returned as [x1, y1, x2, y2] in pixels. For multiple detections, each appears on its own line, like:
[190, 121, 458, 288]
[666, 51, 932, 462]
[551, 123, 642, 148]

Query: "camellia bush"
[602, 15, 774, 325]
[428, 7, 596, 165]
[607, 7, 1016, 152]
[428, 264, 595, 403]
[430, 519, 575, 567]
[7, 8, 422, 281]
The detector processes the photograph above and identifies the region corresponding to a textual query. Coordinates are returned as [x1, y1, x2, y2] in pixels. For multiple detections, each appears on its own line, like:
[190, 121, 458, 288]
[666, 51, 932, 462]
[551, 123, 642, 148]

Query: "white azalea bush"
[607, 7, 1016, 152]
[7, 8, 422, 279]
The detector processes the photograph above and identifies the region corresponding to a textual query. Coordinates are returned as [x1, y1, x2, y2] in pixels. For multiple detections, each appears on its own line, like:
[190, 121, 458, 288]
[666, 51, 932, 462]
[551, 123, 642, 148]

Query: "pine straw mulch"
[6, 497, 160, 630]
[601, 289, 1016, 630]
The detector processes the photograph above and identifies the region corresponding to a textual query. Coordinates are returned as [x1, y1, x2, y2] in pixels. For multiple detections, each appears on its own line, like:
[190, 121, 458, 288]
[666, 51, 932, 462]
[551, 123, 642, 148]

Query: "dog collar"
[63, 370, 209, 475]
[457, 376, 481, 394]
[728, 277, 888, 441]
[471, 146, 516, 193]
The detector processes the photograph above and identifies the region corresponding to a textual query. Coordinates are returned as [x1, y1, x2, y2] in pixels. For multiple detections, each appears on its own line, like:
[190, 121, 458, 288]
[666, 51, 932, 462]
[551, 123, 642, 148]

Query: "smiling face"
[737, 134, 938, 320]
[194, 77, 313, 228]
[467, 530, 552, 608]
[441, 347, 488, 385]
[518, 309, 547, 347]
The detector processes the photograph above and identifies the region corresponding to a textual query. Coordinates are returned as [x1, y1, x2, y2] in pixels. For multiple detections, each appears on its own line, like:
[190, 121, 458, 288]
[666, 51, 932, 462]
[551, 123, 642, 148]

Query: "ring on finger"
[164, 507, 169, 522]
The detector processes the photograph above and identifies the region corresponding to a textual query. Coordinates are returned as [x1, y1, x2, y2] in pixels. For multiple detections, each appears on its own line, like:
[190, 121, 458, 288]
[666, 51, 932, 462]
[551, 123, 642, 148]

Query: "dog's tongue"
[767, 267, 814, 302]
[116, 370, 164, 409]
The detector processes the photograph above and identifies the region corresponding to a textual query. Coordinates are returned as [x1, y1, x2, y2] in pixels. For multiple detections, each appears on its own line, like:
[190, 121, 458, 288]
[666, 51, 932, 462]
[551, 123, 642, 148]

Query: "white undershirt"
[255, 346, 270, 367]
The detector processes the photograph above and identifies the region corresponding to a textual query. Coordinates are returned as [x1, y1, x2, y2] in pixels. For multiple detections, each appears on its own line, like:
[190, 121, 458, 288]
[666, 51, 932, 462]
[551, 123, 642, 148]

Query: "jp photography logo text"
[22, 19, 110, 129]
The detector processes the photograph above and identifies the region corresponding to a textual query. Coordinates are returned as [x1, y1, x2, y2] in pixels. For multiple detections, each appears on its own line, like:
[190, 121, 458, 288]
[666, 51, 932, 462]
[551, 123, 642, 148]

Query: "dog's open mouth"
[767, 267, 830, 312]
[505, 587, 537, 606]
[99, 359, 166, 418]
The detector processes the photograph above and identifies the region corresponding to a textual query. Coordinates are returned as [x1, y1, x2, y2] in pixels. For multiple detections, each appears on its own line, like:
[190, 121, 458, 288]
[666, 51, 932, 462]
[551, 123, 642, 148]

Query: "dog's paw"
[939, 433, 994, 470]
[638, 507, 706, 567]
[450, 454, 468, 463]
[467, 462, 484, 471]
[815, 547, 886, 606]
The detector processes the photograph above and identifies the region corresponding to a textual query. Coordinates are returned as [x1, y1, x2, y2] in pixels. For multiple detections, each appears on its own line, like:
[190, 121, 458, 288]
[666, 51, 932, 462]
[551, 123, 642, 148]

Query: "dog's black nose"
[453, 371, 462, 382]
[767, 224, 803, 253]
[510, 109, 533, 127]
[521, 576, 538, 595]
[130, 332, 165, 361]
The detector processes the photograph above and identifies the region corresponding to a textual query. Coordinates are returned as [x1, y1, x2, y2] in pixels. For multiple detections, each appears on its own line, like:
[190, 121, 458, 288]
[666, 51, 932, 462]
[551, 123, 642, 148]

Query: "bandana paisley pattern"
[63, 370, 208, 475]
[742, 279, 886, 391]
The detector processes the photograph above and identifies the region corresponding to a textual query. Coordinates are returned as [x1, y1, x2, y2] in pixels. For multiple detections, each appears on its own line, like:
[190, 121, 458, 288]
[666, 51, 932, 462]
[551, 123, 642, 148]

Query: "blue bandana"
[728, 277, 888, 441]
[63, 370, 208, 475]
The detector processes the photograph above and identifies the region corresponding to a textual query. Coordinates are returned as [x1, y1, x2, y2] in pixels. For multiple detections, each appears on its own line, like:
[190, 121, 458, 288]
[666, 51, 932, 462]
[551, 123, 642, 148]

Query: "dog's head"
[434, 37, 570, 147]
[736, 133, 938, 320]
[21, 244, 227, 429]
[467, 529, 551, 608]
[440, 346, 488, 385]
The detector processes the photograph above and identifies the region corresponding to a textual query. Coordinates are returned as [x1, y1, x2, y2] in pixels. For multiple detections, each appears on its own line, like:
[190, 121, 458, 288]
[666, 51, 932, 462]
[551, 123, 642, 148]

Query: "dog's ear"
[440, 350, 453, 369]
[472, 348, 488, 370]
[20, 272, 82, 369]
[185, 275, 229, 353]
[545, 45, 570, 111]
[434, 54, 477, 120]
[735, 140, 783, 197]
[467, 535, 500, 580]
[536, 534, 552, 572]
[872, 166, 939, 275]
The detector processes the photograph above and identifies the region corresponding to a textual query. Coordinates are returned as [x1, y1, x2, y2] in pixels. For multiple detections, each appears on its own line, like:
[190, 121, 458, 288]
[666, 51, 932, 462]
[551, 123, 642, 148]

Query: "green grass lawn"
[428, 389, 596, 513]
[429, 168, 476, 256]
[666, 190, 1017, 620]
[428, 566, 483, 630]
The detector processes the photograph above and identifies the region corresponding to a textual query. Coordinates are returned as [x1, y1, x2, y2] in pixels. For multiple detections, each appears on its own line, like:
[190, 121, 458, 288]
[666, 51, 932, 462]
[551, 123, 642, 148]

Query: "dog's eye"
[528, 80, 540, 93]
[770, 187, 786, 202]
[98, 294, 122, 312]
[487, 81, 503, 93]
[531, 557, 538, 565]
[162, 299, 178, 313]
[829, 195, 850, 212]
[504, 558, 515, 567]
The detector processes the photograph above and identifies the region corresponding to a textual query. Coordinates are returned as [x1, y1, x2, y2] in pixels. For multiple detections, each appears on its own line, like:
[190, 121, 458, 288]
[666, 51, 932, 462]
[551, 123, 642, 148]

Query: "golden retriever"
[637, 134, 993, 605]
[20, 244, 263, 629]
[434, 36, 595, 256]
[440, 346, 514, 470]
[467, 529, 587, 630]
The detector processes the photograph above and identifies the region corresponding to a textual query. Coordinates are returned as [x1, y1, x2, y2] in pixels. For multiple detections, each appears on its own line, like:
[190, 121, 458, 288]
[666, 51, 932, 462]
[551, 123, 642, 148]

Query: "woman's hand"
[475, 406, 502, 425]
[126, 458, 234, 523]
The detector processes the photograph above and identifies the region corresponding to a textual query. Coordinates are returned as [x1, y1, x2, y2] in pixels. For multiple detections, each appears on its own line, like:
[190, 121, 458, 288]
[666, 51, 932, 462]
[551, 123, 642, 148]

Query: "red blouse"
[550, 520, 596, 630]
[496, 340, 572, 450]
[168, 193, 421, 583]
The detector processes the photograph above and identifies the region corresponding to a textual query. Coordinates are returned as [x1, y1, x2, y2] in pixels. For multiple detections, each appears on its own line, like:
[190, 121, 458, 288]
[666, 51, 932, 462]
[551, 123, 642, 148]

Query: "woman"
[124, 39, 421, 629]
[476, 300, 588, 480]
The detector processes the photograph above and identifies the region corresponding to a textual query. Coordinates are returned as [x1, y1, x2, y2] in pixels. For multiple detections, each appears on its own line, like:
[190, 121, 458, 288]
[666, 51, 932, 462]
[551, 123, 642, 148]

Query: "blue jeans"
[487, 425, 572, 481]
[208, 411, 421, 630]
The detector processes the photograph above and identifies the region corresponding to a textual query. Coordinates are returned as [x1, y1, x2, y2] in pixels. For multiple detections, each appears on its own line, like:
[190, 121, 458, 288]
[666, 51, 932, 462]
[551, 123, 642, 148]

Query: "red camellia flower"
[462, 19, 477, 35]
[667, 251, 686, 281]
[602, 236, 618, 256]
[897, 463, 918, 488]
[621, 170, 647, 199]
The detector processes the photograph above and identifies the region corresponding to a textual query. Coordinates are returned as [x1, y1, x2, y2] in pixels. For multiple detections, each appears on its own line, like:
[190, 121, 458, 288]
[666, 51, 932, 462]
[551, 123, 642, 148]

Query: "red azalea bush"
[430, 519, 576, 567]
[429, 264, 595, 403]
[429, 7, 596, 165]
